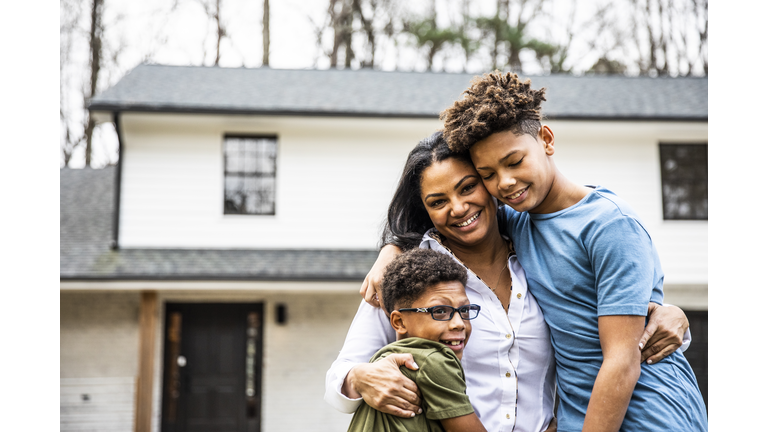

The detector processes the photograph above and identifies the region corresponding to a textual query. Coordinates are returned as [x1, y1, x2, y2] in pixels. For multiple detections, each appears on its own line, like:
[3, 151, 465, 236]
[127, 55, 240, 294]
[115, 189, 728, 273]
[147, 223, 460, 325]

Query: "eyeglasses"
[397, 304, 481, 321]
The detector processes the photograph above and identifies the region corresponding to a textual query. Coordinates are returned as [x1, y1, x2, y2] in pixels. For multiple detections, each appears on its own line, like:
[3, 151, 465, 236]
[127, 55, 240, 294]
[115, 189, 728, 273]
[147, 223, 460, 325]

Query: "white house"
[60, 65, 707, 432]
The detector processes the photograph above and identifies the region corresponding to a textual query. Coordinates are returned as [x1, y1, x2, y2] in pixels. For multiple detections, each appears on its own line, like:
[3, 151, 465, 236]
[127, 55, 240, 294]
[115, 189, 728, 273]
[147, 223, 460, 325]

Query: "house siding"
[118, 114, 441, 250]
[60, 291, 141, 432]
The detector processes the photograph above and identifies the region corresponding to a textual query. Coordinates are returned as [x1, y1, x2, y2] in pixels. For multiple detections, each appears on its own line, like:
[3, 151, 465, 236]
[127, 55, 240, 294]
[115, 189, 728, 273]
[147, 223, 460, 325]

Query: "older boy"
[346, 248, 486, 432]
[439, 71, 707, 432]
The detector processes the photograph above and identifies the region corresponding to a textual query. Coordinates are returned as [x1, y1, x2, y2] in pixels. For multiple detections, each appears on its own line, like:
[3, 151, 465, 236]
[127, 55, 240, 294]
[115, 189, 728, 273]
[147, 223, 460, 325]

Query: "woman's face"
[420, 157, 498, 249]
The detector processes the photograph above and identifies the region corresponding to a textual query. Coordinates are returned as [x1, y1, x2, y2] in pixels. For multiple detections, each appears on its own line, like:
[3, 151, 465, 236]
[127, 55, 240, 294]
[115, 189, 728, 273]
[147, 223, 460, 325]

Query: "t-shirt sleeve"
[412, 350, 475, 421]
[588, 214, 655, 317]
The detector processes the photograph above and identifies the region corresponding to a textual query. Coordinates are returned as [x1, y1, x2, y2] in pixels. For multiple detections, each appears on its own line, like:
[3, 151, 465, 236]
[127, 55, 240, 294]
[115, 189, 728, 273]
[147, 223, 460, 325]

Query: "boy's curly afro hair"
[380, 248, 468, 315]
[440, 71, 547, 153]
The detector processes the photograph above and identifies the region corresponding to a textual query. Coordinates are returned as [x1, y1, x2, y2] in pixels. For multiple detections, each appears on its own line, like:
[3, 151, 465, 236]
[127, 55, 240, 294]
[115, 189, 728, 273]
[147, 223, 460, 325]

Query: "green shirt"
[346, 337, 475, 432]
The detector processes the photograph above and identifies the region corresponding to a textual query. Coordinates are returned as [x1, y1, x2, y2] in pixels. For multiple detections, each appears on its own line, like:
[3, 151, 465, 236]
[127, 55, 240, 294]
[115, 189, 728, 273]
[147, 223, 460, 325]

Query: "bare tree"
[82, 0, 105, 168]
[198, 0, 227, 65]
[262, 0, 270, 66]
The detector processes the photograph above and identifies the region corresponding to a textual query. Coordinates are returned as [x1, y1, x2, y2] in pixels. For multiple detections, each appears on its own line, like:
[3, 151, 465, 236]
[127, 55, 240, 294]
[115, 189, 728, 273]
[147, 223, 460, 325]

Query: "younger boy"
[346, 248, 486, 432]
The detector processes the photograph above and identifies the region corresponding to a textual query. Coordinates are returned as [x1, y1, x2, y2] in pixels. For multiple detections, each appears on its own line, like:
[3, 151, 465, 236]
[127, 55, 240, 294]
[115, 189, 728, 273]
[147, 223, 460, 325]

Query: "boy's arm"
[582, 315, 644, 432]
[440, 413, 487, 432]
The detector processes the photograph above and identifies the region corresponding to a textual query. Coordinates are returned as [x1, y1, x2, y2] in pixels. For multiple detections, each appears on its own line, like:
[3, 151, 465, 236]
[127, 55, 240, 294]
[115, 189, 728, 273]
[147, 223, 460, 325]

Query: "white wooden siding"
[118, 114, 706, 285]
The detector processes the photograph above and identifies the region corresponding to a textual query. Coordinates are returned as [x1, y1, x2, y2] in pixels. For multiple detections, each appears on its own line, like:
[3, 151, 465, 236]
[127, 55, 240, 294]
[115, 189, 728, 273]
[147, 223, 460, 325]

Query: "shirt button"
[505, 372, 511, 377]
[506, 414, 511, 419]
[516, 293, 522, 299]
[505, 333, 511, 339]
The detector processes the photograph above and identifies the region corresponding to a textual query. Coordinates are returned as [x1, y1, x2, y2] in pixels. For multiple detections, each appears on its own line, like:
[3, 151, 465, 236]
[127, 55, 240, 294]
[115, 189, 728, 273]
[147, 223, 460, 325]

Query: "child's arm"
[440, 413, 487, 432]
[581, 315, 644, 432]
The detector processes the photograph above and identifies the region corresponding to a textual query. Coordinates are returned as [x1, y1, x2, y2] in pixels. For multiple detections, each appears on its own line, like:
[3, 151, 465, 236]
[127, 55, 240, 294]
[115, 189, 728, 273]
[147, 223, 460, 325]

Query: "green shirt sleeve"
[409, 349, 475, 421]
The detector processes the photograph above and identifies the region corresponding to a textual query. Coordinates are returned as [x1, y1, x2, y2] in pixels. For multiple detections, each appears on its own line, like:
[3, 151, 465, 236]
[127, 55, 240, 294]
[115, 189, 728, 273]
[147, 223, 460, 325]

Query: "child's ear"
[390, 311, 409, 337]
[539, 125, 555, 155]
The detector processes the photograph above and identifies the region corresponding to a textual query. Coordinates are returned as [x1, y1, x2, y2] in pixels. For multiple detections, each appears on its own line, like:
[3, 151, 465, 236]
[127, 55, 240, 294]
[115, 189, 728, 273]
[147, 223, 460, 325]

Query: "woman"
[325, 132, 689, 432]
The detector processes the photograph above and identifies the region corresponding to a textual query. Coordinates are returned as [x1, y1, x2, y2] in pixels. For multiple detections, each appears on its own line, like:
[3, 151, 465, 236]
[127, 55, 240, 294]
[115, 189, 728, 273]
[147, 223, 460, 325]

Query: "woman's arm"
[641, 303, 691, 363]
[582, 315, 644, 432]
[323, 299, 421, 416]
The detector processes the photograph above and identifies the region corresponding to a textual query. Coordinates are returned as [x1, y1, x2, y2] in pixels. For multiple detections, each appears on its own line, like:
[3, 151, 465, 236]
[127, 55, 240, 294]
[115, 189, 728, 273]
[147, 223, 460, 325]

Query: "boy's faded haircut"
[380, 249, 468, 314]
[440, 71, 547, 153]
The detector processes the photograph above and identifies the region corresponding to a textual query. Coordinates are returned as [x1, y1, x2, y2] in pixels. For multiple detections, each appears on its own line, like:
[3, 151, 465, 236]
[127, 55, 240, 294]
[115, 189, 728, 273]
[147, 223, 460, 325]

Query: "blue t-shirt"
[502, 186, 707, 431]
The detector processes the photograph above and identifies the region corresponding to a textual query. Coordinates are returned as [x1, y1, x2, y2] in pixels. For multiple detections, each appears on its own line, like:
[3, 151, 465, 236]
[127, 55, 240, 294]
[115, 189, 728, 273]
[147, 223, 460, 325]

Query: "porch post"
[135, 291, 158, 432]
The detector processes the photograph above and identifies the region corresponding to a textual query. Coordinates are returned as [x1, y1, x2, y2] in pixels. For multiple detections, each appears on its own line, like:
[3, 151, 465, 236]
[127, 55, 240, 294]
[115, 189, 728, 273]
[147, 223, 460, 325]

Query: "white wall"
[119, 113, 441, 250]
[547, 120, 708, 286]
[118, 114, 707, 285]
[60, 292, 140, 432]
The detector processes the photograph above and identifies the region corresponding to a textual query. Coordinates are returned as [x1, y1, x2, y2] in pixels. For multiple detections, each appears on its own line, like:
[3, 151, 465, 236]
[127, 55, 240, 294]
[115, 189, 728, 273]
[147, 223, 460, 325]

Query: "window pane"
[659, 143, 707, 220]
[223, 136, 277, 215]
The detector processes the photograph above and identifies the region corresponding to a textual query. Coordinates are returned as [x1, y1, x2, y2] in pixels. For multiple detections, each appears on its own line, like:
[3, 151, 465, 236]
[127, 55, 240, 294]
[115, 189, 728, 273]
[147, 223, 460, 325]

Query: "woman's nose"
[449, 200, 469, 217]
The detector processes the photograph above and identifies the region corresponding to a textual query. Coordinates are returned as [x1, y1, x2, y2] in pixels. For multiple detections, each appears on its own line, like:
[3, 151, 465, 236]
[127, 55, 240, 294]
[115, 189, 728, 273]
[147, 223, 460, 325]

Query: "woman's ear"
[390, 311, 409, 337]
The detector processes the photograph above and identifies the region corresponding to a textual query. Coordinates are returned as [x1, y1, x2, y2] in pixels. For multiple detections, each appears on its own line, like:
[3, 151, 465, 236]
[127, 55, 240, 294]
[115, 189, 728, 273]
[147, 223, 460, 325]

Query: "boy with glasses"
[346, 248, 487, 432]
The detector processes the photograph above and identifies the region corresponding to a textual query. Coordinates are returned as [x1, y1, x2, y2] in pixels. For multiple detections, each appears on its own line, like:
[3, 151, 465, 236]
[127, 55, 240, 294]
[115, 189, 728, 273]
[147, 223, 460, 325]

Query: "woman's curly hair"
[440, 71, 547, 153]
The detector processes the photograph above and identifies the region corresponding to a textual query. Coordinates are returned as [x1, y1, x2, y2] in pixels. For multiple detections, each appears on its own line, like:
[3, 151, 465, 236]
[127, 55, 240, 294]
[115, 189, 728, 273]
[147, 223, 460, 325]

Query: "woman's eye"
[462, 183, 477, 193]
[429, 199, 445, 208]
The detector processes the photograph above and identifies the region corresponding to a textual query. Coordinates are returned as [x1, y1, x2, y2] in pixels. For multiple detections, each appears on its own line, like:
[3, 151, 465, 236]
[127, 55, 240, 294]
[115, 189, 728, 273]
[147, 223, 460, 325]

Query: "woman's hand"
[640, 303, 689, 364]
[343, 353, 422, 418]
[360, 245, 403, 308]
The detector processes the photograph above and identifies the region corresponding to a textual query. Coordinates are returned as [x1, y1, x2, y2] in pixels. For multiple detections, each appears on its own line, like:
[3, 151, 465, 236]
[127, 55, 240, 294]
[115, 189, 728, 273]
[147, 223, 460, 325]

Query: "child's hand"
[347, 353, 422, 418]
[360, 244, 403, 308]
[640, 303, 689, 364]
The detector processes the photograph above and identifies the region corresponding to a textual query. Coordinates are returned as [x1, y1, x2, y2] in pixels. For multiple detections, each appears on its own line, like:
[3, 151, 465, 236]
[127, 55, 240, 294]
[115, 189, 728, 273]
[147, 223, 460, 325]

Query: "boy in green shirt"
[346, 248, 487, 432]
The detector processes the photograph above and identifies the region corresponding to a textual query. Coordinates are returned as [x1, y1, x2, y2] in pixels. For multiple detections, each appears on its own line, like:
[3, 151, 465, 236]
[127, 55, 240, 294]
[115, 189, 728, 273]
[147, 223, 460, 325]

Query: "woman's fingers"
[361, 245, 403, 307]
[354, 353, 423, 418]
[641, 303, 687, 363]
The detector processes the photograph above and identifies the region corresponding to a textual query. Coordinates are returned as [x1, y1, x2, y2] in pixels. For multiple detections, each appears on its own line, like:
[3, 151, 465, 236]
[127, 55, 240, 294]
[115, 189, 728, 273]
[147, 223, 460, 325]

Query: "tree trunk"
[85, 0, 104, 168]
[262, 0, 270, 66]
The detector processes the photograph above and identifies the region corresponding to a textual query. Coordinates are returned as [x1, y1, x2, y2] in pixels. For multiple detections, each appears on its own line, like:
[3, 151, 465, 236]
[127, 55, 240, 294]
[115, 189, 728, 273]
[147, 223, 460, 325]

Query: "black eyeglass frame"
[397, 304, 481, 321]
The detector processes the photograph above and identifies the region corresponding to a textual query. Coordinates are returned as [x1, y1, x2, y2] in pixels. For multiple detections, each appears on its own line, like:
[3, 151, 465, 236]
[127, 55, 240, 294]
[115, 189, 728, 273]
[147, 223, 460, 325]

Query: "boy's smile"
[391, 280, 473, 360]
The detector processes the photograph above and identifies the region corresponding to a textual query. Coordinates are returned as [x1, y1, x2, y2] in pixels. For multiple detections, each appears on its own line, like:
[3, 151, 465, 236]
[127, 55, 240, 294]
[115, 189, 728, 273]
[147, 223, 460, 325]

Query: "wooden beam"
[135, 291, 158, 432]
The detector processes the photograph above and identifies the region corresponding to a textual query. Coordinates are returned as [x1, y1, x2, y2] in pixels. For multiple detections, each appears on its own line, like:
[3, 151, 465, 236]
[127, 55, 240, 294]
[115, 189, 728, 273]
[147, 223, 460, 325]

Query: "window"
[223, 136, 277, 215]
[659, 143, 707, 220]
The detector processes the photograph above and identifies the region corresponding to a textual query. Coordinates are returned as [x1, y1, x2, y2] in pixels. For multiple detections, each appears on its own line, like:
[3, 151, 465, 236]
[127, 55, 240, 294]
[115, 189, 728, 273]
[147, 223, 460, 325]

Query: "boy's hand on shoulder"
[347, 353, 422, 418]
[640, 303, 689, 364]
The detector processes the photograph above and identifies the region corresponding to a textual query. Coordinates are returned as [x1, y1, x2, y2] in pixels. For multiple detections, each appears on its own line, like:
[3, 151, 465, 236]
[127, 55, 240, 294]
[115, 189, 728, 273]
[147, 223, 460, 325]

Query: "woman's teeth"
[456, 212, 479, 227]
[443, 340, 462, 346]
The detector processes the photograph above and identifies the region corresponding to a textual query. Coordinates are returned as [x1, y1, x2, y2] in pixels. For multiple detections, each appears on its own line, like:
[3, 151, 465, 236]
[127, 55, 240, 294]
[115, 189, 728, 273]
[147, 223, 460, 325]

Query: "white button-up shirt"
[325, 231, 557, 432]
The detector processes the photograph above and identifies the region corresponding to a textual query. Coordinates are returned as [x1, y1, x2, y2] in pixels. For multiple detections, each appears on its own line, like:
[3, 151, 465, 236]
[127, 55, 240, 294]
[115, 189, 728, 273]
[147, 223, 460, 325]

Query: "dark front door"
[161, 303, 263, 432]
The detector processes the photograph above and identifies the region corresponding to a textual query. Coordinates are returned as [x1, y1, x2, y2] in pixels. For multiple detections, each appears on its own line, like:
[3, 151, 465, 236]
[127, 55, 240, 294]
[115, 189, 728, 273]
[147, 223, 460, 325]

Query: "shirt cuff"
[324, 362, 364, 414]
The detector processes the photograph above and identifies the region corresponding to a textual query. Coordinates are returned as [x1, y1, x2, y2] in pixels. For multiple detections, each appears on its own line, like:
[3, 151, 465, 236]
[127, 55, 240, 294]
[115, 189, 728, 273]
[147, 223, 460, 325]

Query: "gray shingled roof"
[60, 167, 378, 280]
[89, 64, 707, 120]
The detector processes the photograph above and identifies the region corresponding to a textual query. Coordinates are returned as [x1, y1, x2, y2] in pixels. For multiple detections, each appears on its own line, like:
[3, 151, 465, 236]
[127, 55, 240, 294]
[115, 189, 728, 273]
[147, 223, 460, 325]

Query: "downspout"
[110, 111, 124, 250]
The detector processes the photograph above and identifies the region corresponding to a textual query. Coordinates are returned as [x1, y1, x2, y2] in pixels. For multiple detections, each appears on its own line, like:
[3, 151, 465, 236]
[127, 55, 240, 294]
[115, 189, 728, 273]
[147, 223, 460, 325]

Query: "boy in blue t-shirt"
[437, 71, 707, 431]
